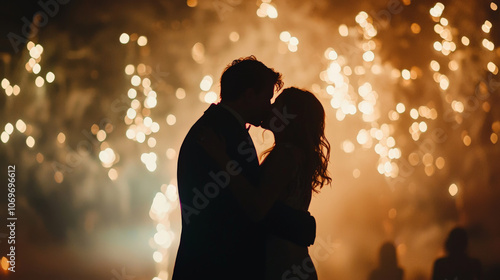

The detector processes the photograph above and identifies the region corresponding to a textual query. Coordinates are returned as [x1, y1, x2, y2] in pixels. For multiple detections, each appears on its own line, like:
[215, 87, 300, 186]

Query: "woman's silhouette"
[200, 87, 331, 279]
[432, 227, 481, 280]
[261, 87, 331, 280]
[368, 242, 404, 280]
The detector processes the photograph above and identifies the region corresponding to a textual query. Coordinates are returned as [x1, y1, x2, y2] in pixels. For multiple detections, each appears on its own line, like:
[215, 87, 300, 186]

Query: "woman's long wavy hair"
[265, 87, 332, 193]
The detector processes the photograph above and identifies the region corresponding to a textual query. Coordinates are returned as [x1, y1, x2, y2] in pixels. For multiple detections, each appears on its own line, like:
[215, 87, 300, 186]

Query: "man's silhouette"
[172, 56, 316, 280]
[432, 227, 482, 280]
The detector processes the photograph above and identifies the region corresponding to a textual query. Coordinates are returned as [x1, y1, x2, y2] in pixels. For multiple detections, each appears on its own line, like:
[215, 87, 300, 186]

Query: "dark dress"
[265, 144, 318, 280]
[173, 104, 316, 280]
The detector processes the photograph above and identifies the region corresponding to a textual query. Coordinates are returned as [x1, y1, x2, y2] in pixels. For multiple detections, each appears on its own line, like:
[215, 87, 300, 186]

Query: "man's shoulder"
[195, 104, 244, 134]
[193, 104, 234, 127]
[186, 105, 220, 131]
[181, 104, 239, 147]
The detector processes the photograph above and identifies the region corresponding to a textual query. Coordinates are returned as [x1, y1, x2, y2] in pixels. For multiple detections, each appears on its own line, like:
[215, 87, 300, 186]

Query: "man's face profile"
[247, 84, 275, 127]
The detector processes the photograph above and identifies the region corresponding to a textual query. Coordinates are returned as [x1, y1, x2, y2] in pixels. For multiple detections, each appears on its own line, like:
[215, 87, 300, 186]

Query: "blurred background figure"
[432, 227, 482, 280]
[368, 241, 404, 280]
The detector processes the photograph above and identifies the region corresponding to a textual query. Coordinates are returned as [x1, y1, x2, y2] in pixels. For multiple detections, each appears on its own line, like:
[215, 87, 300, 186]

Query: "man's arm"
[198, 127, 316, 246]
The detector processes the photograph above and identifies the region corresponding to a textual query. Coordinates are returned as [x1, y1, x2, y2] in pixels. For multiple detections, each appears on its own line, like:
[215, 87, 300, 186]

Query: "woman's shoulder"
[261, 143, 303, 173]
[265, 143, 302, 167]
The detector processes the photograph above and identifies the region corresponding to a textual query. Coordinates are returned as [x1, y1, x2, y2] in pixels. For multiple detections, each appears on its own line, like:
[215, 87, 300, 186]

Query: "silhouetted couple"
[173, 56, 331, 280]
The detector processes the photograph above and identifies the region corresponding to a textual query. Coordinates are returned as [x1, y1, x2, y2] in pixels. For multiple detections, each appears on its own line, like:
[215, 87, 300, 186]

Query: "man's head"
[220, 56, 283, 126]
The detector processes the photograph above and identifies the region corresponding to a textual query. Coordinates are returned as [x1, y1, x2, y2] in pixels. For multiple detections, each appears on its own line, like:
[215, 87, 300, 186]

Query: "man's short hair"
[220, 56, 283, 102]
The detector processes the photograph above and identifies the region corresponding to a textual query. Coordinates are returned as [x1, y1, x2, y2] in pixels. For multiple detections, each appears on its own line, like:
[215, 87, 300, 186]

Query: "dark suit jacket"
[173, 104, 315, 280]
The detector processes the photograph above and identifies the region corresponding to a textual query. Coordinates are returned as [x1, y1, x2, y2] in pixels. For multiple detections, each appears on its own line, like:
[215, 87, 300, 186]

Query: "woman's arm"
[198, 127, 298, 222]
